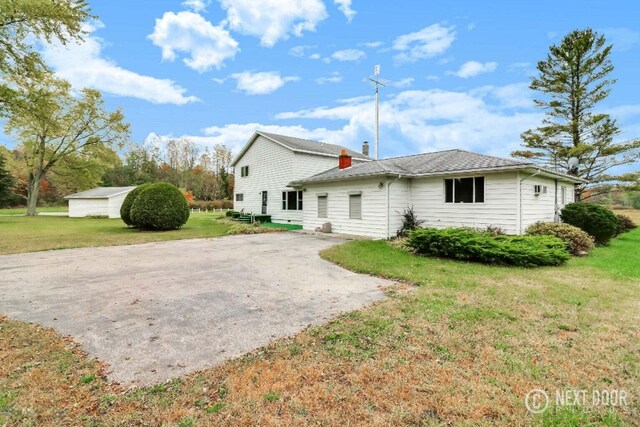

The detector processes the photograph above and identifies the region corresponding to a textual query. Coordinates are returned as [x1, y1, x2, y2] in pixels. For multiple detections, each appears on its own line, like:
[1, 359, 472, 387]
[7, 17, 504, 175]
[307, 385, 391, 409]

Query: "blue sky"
[8, 0, 640, 165]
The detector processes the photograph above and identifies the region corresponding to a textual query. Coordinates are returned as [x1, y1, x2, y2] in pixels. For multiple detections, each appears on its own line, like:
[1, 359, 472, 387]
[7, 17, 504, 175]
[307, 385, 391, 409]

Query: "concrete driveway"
[0, 233, 391, 385]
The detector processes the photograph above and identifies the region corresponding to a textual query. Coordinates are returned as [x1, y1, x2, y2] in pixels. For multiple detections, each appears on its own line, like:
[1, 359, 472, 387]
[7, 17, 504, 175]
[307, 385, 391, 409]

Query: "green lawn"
[0, 223, 638, 425]
[0, 206, 68, 215]
[0, 212, 231, 254]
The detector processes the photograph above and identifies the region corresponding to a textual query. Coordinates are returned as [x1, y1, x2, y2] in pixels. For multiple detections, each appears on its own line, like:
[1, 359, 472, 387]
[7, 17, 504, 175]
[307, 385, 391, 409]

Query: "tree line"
[1, 137, 234, 207]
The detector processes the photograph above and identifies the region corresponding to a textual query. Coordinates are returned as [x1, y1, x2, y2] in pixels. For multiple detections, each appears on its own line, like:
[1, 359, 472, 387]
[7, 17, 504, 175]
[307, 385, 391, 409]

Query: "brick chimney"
[362, 141, 369, 156]
[338, 149, 352, 169]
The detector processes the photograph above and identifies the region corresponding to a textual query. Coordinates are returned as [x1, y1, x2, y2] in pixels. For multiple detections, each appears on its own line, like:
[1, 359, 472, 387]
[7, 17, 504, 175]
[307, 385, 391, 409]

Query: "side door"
[261, 191, 268, 214]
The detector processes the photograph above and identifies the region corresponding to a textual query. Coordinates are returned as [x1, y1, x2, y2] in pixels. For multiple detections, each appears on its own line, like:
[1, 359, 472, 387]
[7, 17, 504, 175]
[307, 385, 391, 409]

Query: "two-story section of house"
[231, 131, 371, 224]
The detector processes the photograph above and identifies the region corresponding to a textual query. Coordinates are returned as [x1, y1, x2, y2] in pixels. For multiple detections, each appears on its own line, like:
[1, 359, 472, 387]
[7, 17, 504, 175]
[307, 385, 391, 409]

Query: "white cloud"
[316, 72, 342, 84]
[289, 44, 315, 57]
[229, 71, 299, 95]
[149, 11, 239, 72]
[182, 0, 210, 12]
[218, 0, 327, 47]
[333, 0, 356, 22]
[393, 23, 456, 63]
[146, 124, 339, 155]
[40, 22, 198, 105]
[390, 77, 414, 88]
[274, 84, 543, 156]
[426, 75, 440, 81]
[450, 61, 497, 78]
[330, 48, 366, 61]
[601, 27, 640, 51]
[360, 41, 383, 48]
[309, 53, 322, 60]
[212, 77, 226, 84]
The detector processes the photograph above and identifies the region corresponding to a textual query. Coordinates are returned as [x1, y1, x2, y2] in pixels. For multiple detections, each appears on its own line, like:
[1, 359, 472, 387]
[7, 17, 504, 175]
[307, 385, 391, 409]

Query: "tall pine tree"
[513, 29, 640, 200]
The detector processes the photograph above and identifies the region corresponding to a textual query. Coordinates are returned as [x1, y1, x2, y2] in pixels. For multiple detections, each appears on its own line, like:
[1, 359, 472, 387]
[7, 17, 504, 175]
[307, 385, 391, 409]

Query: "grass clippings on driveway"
[1, 226, 639, 425]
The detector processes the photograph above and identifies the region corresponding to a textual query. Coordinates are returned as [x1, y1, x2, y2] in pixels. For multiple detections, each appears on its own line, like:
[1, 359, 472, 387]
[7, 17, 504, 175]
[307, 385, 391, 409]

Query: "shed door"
[261, 191, 268, 214]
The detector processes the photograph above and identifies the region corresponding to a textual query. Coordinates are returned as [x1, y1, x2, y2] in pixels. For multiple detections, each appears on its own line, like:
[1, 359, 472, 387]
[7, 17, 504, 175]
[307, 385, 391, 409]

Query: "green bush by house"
[120, 183, 152, 227]
[560, 202, 618, 245]
[525, 222, 595, 256]
[129, 183, 190, 231]
[225, 210, 239, 217]
[615, 214, 637, 236]
[406, 227, 570, 267]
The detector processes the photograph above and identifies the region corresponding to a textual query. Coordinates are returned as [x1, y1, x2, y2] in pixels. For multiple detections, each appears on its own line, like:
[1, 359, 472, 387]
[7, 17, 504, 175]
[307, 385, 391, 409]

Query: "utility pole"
[368, 65, 385, 160]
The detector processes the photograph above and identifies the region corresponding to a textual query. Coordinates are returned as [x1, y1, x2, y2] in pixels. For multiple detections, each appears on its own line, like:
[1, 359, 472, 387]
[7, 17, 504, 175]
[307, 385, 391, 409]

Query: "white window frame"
[240, 166, 249, 177]
[235, 193, 243, 202]
[282, 190, 303, 211]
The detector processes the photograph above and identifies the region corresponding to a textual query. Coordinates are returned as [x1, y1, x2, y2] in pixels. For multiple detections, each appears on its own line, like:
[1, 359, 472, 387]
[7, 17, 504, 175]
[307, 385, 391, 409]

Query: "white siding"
[519, 178, 575, 229]
[302, 178, 390, 239]
[521, 176, 555, 232]
[520, 177, 576, 232]
[68, 199, 109, 217]
[232, 136, 365, 224]
[233, 136, 296, 222]
[388, 178, 411, 237]
[412, 172, 520, 235]
[107, 192, 131, 219]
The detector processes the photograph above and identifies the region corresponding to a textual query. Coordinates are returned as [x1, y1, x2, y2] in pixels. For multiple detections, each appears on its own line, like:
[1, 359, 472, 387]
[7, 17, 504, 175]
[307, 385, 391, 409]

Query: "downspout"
[554, 179, 559, 222]
[518, 168, 541, 234]
[386, 174, 402, 239]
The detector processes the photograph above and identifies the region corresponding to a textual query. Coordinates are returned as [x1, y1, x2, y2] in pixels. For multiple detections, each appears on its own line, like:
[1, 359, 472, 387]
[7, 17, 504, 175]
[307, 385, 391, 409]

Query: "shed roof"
[231, 131, 371, 166]
[64, 187, 136, 199]
[290, 149, 586, 185]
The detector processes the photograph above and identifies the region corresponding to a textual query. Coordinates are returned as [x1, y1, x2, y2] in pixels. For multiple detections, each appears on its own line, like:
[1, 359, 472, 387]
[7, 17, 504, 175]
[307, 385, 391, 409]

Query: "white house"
[65, 187, 136, 218]
[290, 149, 584, 238]
[231, 131, 370, 224]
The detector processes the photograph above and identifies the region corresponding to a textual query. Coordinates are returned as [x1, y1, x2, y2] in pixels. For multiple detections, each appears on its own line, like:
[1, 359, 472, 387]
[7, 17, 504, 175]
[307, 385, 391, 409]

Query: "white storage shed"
[64, 187, 136, 218]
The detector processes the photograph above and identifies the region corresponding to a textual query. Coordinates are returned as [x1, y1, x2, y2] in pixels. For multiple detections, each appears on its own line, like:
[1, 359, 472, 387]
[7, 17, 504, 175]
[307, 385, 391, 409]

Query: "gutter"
[291, 164, 586, 187]
[518, 168, 541, 234]
[386, 174, 402, 239]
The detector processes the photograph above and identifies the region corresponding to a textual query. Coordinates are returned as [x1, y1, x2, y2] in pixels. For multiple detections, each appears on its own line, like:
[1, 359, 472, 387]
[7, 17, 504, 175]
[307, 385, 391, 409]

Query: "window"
[444, 176, 484, 203]
[349, 194, 362, 219]
[282, 191, 303, 210]
[235, 193, 243, 202]
[534, 185, 548, 195]
[561, 186, 566, 205]
[240, 166, 249, 177]
[317, 195, 327, 218]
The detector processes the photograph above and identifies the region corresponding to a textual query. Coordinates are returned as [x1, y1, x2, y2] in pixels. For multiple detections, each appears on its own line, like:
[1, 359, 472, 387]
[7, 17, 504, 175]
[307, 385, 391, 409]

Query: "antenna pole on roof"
[368, 65, 384, 160]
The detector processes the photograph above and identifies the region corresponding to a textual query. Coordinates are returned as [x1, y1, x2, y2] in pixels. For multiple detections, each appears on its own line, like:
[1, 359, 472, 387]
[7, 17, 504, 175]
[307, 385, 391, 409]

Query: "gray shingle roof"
[232, 131, 371, 165]
[291, 149, 584, 184]
[64, 187, 136, 199]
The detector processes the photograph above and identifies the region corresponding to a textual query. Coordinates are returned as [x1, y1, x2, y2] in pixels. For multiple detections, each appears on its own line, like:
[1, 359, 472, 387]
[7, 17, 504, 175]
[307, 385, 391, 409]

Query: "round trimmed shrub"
[615, 214, 637, 236]
[525, 221, 595, 256]
[120, 183, 153, 226]
[560, 202, 618, 246]
[129, 182, 190, 230]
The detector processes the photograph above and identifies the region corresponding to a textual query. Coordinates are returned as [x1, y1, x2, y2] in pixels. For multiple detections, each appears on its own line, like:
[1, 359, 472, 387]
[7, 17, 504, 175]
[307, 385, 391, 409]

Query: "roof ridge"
[453, 148, 530, 165]
[378, 148, 461, 161]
